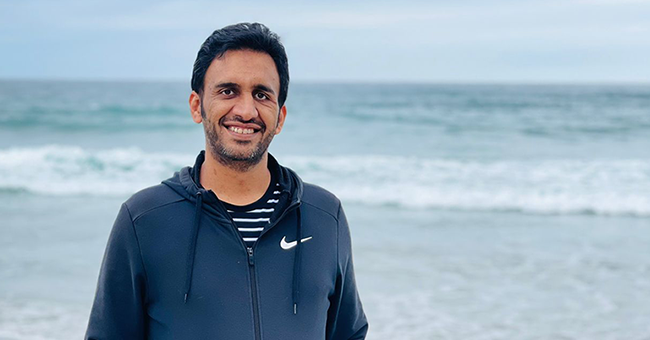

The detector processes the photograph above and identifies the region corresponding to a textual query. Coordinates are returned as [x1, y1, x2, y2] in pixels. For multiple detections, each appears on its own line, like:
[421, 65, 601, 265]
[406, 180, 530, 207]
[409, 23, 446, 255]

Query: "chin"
[210, 145, 267, 167]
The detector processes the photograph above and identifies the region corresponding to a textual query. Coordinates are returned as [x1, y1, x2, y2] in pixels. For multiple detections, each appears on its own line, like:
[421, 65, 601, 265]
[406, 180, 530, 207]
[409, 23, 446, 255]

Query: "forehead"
[204, 49, 280, 91]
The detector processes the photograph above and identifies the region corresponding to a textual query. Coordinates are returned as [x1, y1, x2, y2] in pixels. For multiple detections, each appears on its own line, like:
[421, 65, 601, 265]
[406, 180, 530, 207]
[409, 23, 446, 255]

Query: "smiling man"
[85, 23, 368, 339]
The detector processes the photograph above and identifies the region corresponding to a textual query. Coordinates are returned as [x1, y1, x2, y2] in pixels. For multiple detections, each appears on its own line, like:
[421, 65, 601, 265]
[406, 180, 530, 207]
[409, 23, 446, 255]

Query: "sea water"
[1, 80, 650, 339]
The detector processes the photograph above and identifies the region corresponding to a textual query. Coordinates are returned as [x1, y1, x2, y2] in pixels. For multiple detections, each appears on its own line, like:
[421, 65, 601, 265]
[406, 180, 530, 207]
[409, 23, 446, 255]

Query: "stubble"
[202, 103, 277, 172]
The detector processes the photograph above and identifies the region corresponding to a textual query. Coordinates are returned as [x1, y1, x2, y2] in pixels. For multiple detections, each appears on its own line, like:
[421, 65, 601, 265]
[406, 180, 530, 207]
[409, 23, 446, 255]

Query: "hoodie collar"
[163, 150, 303, 217]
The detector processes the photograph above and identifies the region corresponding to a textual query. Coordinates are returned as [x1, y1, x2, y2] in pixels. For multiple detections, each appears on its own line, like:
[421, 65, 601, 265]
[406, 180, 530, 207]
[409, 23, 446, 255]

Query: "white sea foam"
[0, 145, 192, 196]
[0, 300, 88, 340]
[284, 155, 650, 217]
[1, 145, 649, 217]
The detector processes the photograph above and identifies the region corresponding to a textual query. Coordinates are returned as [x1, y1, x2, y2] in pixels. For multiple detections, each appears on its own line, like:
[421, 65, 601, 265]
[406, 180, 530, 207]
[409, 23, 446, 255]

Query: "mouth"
[222, 122, 263, 139]
[228, 126, 257, 134]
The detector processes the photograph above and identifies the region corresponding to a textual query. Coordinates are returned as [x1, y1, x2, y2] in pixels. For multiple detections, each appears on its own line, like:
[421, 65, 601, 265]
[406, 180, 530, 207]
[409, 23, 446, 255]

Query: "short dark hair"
[191, 22, 290, 108]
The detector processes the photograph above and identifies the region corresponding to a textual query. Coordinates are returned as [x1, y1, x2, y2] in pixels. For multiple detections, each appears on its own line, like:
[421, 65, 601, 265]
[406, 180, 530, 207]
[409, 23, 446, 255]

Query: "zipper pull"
[247, 247, 255, 266]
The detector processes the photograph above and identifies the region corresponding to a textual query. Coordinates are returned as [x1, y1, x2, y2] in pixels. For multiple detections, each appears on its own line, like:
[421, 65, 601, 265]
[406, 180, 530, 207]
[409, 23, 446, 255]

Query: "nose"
[230, 93, 258, 121]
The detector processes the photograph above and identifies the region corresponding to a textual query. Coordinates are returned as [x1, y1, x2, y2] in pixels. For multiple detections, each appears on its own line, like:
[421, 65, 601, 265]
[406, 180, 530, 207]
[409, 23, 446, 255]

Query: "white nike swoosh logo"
[280, 236, 313, 250]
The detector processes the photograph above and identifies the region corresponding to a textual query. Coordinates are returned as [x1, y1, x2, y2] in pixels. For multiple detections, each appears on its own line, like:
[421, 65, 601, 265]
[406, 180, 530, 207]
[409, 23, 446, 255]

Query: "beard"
[202, 104, 277, 172]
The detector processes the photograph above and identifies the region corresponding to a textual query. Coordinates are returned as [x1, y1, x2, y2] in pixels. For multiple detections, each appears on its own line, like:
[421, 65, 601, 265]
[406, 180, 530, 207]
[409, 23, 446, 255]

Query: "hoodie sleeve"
[326, 203, 369, 340]
[85, 203, 148, 339]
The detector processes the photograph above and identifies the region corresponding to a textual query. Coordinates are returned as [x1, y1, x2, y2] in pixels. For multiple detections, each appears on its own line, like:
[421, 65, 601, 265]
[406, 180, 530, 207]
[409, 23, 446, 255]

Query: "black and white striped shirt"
[222, 182, 281, 248]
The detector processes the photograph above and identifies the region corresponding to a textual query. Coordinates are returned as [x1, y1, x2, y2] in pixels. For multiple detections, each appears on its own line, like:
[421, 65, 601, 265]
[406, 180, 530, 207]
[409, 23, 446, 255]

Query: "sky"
[1, 0, 649, 83]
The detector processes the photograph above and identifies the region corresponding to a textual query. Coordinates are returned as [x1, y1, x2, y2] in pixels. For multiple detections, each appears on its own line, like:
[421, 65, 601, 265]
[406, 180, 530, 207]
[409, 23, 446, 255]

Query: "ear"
[274, 105, 287, 135]
[189, 91, 203, 124]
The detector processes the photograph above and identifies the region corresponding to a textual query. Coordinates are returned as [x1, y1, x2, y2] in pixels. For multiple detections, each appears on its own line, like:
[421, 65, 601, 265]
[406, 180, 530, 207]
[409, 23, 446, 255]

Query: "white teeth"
[229, 126, 255, 134]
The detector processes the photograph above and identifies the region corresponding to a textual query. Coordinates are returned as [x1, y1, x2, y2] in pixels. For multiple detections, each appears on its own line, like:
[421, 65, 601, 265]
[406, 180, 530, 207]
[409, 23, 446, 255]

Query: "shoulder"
[301, 182, 342, 221]
[123, 183, 185, 222]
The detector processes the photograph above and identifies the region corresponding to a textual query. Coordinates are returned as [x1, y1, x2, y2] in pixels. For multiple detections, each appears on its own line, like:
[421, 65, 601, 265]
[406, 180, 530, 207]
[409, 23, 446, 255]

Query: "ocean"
[1, 80, 649, 339]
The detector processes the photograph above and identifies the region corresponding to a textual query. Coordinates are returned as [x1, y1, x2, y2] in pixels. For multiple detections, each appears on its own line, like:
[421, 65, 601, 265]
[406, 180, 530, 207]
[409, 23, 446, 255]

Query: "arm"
[85, 203, 147, 339]
[326, 203, 369, 340]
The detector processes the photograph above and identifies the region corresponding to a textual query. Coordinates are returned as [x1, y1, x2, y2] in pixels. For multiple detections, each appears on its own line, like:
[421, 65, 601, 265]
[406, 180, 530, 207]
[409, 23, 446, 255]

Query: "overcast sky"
[1, 0, 649, 83]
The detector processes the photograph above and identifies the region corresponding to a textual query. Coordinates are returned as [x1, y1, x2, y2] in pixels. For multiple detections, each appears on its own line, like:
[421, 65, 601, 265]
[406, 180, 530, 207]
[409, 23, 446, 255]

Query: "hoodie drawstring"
[184, 191, 203, 303]
[182, 190, 302, 312]
[292, 207, 302, 315]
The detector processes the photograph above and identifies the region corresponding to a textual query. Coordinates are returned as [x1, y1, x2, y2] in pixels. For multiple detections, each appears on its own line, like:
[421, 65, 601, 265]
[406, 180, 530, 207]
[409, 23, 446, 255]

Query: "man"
[85, 23, 368, 339]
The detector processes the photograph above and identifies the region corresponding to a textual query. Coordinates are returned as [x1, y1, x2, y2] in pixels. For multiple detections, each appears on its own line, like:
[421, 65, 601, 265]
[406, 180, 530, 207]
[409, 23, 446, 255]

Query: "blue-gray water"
[1, 80, 650, 339]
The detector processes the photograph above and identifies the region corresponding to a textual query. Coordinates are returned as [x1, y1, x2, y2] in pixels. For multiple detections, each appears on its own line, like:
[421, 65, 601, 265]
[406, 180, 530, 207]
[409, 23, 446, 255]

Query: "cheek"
[204, 103, 230, 121]
[267, 113, 281, 130]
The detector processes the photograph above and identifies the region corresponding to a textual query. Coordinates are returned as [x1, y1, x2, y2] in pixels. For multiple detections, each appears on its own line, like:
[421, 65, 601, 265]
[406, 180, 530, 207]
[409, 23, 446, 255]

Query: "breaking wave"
[1, 145, 649, 217]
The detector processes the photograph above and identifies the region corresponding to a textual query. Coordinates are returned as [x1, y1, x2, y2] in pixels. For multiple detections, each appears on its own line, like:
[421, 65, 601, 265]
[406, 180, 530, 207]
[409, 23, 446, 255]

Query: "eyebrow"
[213, 82, 240, 91]
[254, 84, 276, 95]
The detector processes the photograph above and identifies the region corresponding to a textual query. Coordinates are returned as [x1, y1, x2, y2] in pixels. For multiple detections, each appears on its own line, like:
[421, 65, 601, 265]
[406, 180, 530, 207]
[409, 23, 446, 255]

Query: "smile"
[228, 126, 256, 134]
[222, 123, 263, 140]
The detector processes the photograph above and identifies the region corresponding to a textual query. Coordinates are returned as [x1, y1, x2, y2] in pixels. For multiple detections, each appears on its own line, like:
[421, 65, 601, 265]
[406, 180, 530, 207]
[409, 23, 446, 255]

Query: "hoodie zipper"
[226, 198, 300, 340]
[247, 246, 261, 340]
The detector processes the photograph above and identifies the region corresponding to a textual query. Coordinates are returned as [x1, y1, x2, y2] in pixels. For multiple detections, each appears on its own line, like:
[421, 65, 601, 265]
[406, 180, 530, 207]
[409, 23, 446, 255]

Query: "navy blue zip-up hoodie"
[85, 152, 368, 339]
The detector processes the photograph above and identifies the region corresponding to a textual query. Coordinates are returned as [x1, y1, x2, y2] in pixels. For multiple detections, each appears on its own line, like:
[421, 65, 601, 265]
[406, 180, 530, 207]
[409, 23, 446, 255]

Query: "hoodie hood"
[161, 151, 306, 312]
[163, 151, 303, 219]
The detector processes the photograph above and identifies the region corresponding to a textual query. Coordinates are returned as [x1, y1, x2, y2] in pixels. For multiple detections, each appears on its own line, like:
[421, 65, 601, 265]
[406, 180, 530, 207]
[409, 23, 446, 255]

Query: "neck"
[200, 150, 271, 206]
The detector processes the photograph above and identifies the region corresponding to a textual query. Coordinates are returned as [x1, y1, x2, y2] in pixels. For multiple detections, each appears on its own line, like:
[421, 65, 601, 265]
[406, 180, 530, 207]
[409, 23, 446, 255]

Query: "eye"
[254, 92, 268, 100]
[220, 89, 235, 96]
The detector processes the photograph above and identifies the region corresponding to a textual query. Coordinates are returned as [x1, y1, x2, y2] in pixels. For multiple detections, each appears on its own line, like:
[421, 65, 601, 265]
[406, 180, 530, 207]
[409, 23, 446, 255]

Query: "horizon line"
[1, 77, 650, 86]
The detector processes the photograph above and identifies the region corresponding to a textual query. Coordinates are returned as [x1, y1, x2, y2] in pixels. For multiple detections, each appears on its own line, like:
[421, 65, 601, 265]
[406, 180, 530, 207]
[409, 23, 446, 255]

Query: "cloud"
[2, 0, 650, 82]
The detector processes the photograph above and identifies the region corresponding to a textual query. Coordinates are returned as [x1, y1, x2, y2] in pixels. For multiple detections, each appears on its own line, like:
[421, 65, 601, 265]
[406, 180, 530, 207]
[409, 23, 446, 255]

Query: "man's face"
[190, 49, 286, 170]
